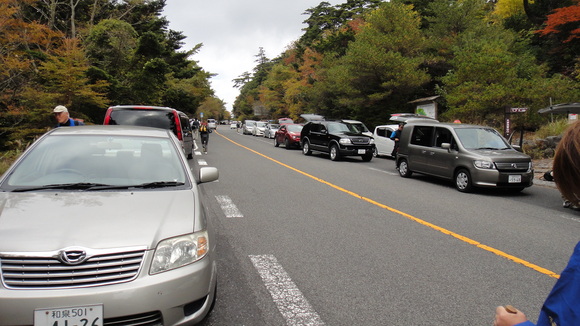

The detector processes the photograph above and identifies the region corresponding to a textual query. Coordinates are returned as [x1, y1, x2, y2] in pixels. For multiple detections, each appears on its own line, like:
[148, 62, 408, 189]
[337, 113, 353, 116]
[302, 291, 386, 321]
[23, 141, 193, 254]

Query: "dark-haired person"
[494, 121, 580, 326]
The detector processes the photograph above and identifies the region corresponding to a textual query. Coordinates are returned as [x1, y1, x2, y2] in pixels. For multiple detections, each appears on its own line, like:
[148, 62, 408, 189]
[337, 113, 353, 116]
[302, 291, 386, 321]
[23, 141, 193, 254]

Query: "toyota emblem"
[58, 249, 88, 265]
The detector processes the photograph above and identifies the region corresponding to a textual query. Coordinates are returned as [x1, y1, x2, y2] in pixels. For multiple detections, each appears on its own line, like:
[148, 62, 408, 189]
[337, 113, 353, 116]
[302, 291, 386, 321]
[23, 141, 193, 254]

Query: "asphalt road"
[191, 127, 579, 326]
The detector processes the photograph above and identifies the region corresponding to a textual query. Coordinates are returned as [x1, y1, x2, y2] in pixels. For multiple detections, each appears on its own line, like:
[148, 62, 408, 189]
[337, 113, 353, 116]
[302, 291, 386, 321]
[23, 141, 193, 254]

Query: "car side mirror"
[199, 167, 219, 183]
[441, 143, 452, 151]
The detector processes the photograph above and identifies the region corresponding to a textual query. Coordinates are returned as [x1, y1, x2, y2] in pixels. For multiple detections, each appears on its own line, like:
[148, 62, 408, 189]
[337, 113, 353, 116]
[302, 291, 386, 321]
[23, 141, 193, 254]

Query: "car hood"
[0, 191, 196, 252]
[469, 148, 531, 161]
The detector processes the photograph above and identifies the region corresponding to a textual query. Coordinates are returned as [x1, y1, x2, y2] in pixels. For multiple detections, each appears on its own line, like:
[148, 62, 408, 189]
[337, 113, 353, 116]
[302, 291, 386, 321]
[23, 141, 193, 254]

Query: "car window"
[4, 135, 186, 188]
[287, 125, 303, 132]
[434, 127, 454, 148]
[327, 122, 349, 133]
[410, 126, 434, 147]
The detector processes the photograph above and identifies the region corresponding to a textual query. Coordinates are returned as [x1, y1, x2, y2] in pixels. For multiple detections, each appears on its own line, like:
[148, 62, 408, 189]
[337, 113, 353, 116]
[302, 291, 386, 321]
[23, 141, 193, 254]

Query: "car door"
[428, 127, 457, 178]
[374, 126, 395, 156]
[408, 125, 435, 173]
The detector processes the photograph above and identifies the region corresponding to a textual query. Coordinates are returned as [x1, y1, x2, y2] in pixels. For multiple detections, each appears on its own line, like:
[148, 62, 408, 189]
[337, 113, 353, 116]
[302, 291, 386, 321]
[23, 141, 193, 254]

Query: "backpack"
[200, 124, 207, 132]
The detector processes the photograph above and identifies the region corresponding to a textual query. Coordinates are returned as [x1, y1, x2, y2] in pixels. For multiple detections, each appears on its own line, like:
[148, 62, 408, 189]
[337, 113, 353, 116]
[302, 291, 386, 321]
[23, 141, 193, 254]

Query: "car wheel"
[285, 138, 291, 149]
[455, 169, 473, 192]
[302, 140, 312, 155]
[329, 144, 340, 161]
[274, 137, 280, 147]
[362, 153, 373, 162]
[398, 159, 412, 177]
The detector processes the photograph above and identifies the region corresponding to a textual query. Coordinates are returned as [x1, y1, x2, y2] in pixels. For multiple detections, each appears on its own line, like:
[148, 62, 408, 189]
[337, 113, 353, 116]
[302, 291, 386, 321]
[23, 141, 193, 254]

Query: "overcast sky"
[162, 0, 345, 115]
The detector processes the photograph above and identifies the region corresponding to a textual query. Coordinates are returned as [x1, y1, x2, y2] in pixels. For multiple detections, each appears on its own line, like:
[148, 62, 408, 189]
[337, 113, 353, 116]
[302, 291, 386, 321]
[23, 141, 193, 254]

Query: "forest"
[1, 0, 579, 156]
[0, 0, 227, 153]
[232, 0, 579, 131]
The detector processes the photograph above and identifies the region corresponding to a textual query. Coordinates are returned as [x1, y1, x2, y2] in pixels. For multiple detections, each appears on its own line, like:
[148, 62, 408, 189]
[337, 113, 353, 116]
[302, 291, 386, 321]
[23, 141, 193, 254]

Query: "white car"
[372, 124, 398, 157]
[263, 123, 279, 138]
[243, 120, 256, 135]
[253, 121, 267, 136]
[207, 118, 217, 129]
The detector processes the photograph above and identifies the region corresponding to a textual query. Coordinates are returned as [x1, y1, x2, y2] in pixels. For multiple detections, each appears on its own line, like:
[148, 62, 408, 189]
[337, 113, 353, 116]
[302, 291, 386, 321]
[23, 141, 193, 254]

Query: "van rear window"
[107, 109, 177, 133]
[410, 126, 434, 147]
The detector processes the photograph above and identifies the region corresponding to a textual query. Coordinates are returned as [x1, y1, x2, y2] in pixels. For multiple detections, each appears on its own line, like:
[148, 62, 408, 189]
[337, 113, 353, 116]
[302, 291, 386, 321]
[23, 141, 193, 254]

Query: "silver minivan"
[396, 122, 533, 192]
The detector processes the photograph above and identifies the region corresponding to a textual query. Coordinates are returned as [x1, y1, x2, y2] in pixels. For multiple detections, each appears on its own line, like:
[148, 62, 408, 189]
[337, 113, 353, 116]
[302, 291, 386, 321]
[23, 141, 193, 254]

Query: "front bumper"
[338, 145, 375, 156]
[471, 168, 534, 188]
[0, 254, 216, 326]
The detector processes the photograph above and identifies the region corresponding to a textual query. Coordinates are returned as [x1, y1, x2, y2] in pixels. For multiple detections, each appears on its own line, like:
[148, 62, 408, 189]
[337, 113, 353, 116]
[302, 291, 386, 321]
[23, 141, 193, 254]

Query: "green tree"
[317, 1, 430, 125]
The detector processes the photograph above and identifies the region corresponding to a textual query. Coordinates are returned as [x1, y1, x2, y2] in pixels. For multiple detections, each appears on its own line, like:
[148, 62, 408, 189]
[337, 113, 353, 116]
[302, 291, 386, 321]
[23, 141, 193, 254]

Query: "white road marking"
[194, 150, 203, 156]
[215, 195, 243, 218]
[197, 159, 208, 166]
[368, 167, 399, 176]
[249, 255, 325, 326]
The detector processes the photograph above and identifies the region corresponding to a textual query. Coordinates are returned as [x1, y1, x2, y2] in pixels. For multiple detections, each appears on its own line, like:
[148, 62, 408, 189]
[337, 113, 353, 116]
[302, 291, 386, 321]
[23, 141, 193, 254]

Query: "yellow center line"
[217, 131, 560, 279]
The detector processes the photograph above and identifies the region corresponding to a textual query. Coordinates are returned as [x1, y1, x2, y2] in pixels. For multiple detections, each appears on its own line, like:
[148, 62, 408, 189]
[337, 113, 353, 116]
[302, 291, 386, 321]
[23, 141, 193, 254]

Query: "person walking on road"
[390, 123, 404, 157]
[493, 120, 580, 326]
[199, 119, 211, 154]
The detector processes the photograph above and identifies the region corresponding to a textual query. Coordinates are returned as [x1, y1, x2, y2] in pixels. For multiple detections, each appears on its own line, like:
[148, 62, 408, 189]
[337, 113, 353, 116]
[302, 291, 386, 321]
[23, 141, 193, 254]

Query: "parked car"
[207, 118, 217, 129]
[340, 120, 373, 137]
[274, 124, 303, 149]
[0, 125, 219, 325]
[278, 118, 294, 125]
[103, 105, 194, 159]
[242, 120, 256, 135]
[264, 123, 280, 138]
[373, 124, 398, 157]
[230, 121, 238, 129]
[396, 121, 533, 192]
[301, 120, 375, 161]
[253, 121, 267, 136]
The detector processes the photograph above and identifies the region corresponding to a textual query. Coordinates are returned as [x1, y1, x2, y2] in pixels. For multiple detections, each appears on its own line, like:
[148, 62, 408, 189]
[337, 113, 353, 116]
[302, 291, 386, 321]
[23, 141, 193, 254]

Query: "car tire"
[362, 153, 373, 162]
[285, 138, 291, 149]
[455, 169, 473, 193]
[329, 144, 340, 161]
[302, 140, 312, 155]
[398, 159, 412, 177]
[274, 137, 280, 147]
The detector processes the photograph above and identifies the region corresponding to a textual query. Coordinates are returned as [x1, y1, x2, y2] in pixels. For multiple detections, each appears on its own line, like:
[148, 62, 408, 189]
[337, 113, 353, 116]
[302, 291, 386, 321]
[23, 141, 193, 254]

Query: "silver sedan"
[0, 125, 219, 326]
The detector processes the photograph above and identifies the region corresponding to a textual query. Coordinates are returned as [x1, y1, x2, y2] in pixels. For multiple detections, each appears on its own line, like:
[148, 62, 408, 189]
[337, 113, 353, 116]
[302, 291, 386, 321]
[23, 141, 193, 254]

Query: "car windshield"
[348, 123, 370, 134]
[3, 135, 187, 190]
[246, 121, 255, 126]
[287, 125, 303, 132]
[455, 128, 510, 150]
[256, 122, 267, 127]
[327, 122, 351, 133]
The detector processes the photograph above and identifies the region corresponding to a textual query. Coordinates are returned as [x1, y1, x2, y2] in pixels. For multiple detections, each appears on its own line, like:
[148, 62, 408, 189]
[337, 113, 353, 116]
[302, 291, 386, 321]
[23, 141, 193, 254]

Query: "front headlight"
[369, 138, 375, 145]
[339, 138, 352, 145]
[474, 160, 495, 169]
[150, 231, 209, 274]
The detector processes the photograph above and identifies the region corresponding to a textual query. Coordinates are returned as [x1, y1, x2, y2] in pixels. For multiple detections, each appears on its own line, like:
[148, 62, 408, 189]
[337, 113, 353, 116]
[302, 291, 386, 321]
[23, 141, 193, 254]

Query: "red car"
[274, 124, 303, 149]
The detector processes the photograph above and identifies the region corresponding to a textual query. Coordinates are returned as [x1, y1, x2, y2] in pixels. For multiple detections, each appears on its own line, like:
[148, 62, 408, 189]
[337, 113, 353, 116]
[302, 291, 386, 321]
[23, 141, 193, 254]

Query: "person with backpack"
[199, 119, 211, 154]
[53, 105, 84, 127]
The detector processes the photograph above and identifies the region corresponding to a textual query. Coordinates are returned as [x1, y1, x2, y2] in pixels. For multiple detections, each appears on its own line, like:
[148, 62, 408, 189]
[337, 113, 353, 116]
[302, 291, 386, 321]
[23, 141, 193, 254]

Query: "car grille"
[104, 311, 162, 326]
[351, 137, 371, 145]
[495, 162, 530, 172]
[0, 249, 146, 289]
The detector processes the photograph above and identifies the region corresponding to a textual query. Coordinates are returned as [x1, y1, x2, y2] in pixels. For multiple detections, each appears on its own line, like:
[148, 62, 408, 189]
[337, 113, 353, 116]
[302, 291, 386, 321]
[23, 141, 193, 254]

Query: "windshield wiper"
[128, 181, 185, 189]
[12, 183, 109, 192]
[474, 147, 501, 150]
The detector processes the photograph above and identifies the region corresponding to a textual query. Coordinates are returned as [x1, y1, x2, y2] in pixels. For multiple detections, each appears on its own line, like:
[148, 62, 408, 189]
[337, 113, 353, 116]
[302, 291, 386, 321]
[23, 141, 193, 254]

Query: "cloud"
[163, 0, 344, 114]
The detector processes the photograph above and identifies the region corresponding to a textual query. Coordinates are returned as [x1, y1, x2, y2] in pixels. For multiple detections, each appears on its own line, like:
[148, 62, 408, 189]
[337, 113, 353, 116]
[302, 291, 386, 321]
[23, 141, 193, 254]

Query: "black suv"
[301, 120, 375, 161]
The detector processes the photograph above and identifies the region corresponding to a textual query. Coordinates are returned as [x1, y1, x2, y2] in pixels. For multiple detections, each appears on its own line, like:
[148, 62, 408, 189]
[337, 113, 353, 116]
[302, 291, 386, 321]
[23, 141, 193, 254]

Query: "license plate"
[358, 149, 366, 154]
[34, 304, 103, 326]
[508, 175, 522, 183]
